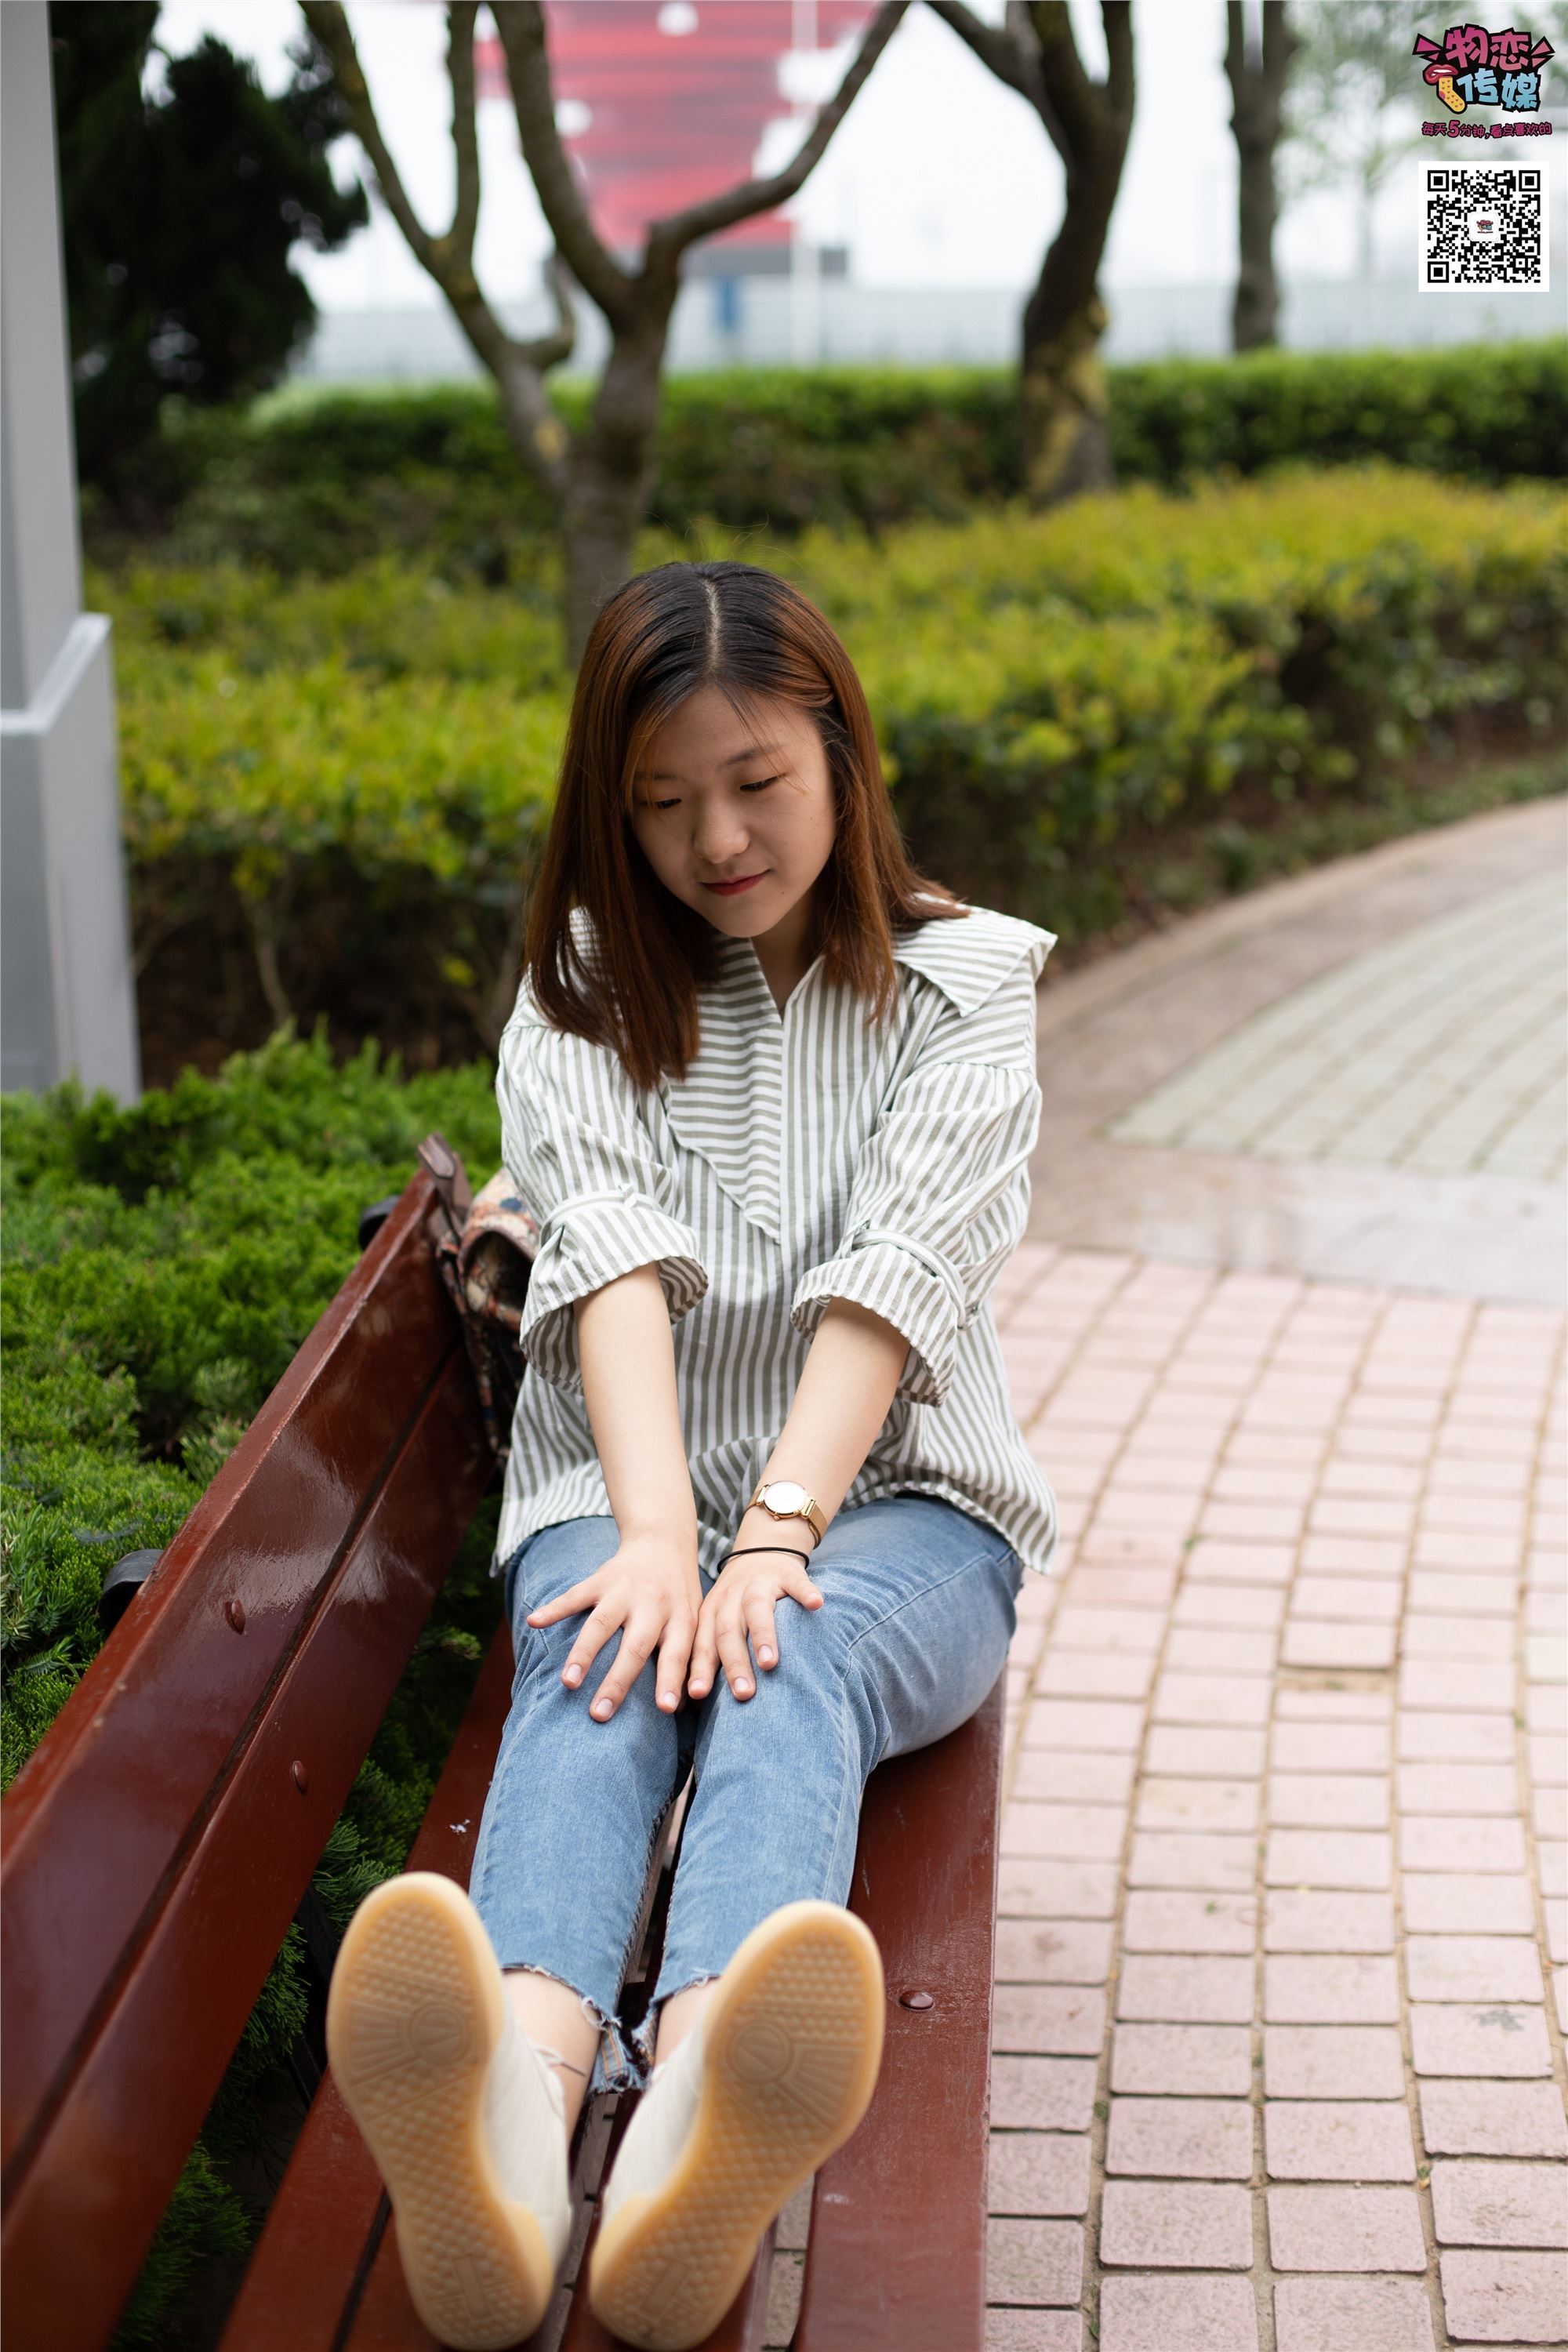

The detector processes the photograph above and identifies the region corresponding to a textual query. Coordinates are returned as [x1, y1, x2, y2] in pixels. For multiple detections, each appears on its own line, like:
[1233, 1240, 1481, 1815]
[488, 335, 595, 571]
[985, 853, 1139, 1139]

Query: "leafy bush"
[2, 1034, 502, 2343]
[86, 342, 1568, 579]
[1105, 340, 1568, 489]
[104, 466, 1568, 1065]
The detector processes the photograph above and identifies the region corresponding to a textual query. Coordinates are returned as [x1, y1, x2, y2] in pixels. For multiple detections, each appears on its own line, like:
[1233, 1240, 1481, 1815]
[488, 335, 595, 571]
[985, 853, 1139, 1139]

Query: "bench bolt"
[899, 1989, 935, 2010]
[225, 1599, 246, 1633]
[291, 1760, 309, 1794]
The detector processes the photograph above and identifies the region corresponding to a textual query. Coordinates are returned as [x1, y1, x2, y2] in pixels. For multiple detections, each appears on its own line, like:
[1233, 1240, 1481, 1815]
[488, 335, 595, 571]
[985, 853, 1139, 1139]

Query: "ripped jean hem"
[629, 1971, 723, 2078]
[499, 1962, 647, 2097]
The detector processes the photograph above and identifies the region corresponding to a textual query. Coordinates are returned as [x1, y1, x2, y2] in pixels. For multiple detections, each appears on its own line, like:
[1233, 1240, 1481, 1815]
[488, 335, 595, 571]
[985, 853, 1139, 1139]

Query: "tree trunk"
[560, 474, 648, 672]
[1019, 158, 1123, 506]
[1226, 1, 1299, 353]
[493, 296, 674, 666]
[1005, 0, 1135, 512]
[1020, 283, 1113, 503]
[564, 301, 674, 665]
[1232, 122, 1283, 349]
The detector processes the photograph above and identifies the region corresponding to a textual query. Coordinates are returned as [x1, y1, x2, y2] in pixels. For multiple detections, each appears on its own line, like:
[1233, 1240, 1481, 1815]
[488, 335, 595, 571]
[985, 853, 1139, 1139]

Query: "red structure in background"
[474, 2, 877, 262]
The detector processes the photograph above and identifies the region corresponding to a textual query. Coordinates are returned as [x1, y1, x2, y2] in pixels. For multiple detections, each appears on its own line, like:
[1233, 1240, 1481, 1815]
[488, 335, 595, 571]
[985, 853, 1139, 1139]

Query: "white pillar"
[2, 1, 140, 1101]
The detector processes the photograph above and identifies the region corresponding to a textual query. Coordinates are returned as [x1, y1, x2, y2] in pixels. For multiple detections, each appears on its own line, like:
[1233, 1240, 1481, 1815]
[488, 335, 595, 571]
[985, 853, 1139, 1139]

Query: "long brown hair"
[521, 559, 969, 1090]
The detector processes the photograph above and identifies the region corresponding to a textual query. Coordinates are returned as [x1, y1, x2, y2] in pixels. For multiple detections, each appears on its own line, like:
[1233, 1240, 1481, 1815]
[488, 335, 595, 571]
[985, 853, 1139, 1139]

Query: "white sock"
[479, 2009, 572, 2263]
[600, 2016, 707, 2224]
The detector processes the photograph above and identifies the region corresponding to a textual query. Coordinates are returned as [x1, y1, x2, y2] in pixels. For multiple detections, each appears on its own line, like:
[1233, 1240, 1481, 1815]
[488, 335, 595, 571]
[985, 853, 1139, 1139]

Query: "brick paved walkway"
[1105, 873, 1566, 1183]
[981, 1243, 1566, 2351]
[1025, 798, 1567, 1305]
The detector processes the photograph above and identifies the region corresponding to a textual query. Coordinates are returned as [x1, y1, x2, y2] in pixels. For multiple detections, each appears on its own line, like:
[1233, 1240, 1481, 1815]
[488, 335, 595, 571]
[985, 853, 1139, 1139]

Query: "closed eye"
[645, 775, 781, 812]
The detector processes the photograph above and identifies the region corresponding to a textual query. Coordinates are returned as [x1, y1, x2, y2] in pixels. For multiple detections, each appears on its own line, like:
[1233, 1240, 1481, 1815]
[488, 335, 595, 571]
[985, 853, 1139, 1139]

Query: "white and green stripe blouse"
[492, 896, 1062, 1583]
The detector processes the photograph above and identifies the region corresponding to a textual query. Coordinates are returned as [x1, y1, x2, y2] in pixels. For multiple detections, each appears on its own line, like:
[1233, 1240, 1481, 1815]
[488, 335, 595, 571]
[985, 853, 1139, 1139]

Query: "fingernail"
[592, 1698, 612, 1719]
[758, 1646, 775, 1664]
[563, 1665, 581, 1686]
[659, 1691, 677, 1710]
[735, 1680, 753, 1697]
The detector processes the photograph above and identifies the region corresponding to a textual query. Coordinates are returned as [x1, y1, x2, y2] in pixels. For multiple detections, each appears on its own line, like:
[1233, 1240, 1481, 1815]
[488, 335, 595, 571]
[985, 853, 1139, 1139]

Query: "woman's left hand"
[688, 1541, 824, 1703]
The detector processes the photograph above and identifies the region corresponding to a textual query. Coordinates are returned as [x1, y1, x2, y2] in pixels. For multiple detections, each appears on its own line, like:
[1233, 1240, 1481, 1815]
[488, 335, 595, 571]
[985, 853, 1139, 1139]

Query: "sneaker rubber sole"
[325, 1871, 559, 2352]
[588, 1899, 885, 2352]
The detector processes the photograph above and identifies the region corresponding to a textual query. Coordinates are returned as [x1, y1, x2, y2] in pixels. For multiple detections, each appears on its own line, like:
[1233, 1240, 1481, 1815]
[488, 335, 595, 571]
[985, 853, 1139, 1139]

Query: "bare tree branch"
[1225, 0, 1245, 86]
[490, 2, 636, 323]
[927, 0, 1036, 99]
[444, 2, 481, 267]
[646, 1, 911, 262]
[301, 0, 572, 501]
[1025, 0, 1103, 164]
[517, 249, 577, 376]
[928, 2, 1071, 166]
[301, 2, 439, 273]
[1101, 0, 1134, 113]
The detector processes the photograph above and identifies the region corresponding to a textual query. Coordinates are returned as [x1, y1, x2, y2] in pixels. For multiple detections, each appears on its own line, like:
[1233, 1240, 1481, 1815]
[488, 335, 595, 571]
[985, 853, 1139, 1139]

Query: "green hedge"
[104, 465, 1568, 1065]
[90, 341, 1568, 579]
[1, 1036, 502, 2343]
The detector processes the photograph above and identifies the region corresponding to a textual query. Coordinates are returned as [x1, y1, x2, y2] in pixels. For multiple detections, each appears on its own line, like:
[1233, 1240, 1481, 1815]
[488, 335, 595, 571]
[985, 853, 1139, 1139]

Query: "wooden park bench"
[2, 1145, 1006, 2352]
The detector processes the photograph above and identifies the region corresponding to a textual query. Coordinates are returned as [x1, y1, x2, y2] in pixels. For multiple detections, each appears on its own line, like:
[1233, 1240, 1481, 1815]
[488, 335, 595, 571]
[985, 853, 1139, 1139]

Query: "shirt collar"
[572, 897, 1058, 1022]
[887, 899, 1058, 1018]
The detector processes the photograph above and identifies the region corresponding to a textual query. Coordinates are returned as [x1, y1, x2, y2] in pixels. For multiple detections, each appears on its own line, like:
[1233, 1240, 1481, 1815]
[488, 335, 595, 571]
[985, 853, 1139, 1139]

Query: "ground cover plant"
[104, 463, 1568, 1080]
[1, 1034, 502, 2345]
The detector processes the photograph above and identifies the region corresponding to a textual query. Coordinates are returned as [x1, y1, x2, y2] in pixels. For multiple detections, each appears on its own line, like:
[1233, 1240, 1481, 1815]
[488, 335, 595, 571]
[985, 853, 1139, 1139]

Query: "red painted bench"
[2, 1151, 1005, 2352]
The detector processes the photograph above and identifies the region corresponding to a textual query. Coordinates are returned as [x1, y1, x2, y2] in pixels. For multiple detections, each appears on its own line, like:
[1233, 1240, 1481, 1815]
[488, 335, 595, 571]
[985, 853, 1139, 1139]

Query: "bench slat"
[552, 2147, 775, 2352]
[551, 2066, 772, 2352]
[793, 1678, 1004, 2352]
[2, 1178, 457, 2176]
[2, 1182, 493, 2352]
[219, 1625, 519, 2352]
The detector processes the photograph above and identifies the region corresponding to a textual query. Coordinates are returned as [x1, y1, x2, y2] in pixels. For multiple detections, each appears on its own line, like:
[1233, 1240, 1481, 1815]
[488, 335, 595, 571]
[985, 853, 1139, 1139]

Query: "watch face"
[765, 1479, 809, 1514]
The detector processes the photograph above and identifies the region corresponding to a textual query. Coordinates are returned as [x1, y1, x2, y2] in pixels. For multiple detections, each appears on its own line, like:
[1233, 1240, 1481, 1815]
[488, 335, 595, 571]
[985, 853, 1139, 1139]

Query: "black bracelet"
[715, 1545, 815, 1570]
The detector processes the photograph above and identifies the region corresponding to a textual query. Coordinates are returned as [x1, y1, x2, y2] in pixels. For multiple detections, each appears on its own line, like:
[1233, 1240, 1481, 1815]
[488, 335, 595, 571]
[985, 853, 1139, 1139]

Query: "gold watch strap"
[749, 1479, 827, 1544]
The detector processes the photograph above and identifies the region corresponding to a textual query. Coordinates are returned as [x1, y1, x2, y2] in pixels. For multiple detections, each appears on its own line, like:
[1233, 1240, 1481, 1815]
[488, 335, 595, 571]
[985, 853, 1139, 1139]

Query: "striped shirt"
[492, 897, 1062, 1583]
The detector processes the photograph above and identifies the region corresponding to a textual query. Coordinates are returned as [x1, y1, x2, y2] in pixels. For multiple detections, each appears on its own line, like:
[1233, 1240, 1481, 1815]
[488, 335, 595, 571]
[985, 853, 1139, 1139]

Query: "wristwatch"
[747, 1477, 827, 1548]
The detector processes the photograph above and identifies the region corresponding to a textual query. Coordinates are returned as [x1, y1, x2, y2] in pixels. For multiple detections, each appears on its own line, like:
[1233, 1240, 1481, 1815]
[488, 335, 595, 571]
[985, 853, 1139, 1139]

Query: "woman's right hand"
[524, 1531, 703, 1722]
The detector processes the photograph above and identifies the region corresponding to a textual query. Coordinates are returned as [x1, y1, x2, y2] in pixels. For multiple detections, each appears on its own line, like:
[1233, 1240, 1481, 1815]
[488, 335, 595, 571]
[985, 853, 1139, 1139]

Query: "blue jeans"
[466, 1494, 1022, 2093]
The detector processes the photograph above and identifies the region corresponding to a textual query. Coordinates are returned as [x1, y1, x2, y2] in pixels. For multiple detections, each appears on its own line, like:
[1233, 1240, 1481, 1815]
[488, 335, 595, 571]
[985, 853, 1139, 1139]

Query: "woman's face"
[628, 686, 837, 946]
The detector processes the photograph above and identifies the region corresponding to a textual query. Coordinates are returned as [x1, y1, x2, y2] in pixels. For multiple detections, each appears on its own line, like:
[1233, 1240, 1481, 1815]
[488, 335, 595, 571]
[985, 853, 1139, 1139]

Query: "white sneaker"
[589, 1900, 884, 2352]
[326, 1871, 572, 2351]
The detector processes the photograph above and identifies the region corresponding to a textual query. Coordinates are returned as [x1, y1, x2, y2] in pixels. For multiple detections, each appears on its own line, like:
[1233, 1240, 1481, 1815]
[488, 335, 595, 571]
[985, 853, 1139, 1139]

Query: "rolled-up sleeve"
[789, 956, 1043, 1408]
[497, 1007, 708, 1399]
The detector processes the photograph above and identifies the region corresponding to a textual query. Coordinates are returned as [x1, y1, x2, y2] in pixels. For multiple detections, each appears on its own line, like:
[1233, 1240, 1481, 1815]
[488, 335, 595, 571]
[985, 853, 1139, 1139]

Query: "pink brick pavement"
[981, 1240, 1566, 2352]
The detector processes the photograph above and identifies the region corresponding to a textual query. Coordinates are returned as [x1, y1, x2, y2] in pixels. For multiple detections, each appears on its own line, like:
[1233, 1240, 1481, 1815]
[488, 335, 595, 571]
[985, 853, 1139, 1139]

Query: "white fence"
[292, 273, 1565, 384]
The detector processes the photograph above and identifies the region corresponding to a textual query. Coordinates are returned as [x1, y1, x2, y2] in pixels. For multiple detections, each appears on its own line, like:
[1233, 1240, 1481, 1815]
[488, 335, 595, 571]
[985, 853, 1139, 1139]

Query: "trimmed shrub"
[88, 342, 1568, 579]
[104, 466, 1568, 1064]
[2, 1035, 502, 2343]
